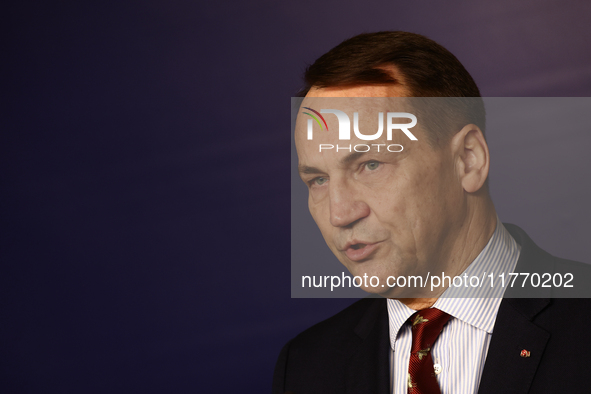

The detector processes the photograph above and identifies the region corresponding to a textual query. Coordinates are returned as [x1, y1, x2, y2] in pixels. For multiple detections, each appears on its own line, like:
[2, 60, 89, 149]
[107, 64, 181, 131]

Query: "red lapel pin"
[520, 349, 531, 358]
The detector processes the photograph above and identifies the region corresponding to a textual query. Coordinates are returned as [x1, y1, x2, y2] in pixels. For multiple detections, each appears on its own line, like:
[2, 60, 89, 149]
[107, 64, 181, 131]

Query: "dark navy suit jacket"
[273, 224, 591, 393]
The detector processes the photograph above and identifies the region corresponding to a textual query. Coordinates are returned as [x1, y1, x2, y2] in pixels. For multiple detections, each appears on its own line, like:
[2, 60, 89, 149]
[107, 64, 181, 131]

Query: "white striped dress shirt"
[387, 219, 521, 394]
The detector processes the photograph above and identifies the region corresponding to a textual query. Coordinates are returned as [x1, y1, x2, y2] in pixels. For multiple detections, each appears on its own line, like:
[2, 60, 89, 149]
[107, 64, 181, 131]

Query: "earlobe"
[453, 124, 490, 193]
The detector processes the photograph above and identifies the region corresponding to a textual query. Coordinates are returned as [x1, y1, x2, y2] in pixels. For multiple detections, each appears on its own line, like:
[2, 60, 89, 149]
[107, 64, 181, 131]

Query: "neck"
[397, 196, 498, 311]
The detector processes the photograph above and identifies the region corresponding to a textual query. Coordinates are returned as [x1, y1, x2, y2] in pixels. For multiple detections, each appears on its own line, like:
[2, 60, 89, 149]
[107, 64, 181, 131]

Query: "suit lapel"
[479, 298, 550, 394]
[345, 297, 391, 394]
[479, 225, 554, 393]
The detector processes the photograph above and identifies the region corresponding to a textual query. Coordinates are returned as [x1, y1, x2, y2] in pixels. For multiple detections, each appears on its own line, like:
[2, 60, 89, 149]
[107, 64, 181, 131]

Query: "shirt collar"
[386, 218, 521, 349]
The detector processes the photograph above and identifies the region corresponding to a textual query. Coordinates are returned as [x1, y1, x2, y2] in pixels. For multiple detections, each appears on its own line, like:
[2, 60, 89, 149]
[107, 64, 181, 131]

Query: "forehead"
[297, 83, 411, 137]
[294, 94, 419, 162]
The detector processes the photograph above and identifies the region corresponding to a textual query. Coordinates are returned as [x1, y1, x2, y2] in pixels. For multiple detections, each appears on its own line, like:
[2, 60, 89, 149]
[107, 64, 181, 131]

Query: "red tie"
[407, 308, 451, 394]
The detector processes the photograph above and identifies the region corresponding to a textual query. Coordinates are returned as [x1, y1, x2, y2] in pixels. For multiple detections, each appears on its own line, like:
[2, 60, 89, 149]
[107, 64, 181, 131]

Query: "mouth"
[344, 241, 380, 262]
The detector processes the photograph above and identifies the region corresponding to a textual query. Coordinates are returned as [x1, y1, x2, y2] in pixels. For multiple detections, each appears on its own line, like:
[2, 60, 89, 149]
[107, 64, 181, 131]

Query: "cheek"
[308, 195, 322, 219]
[372, 171, 446, 230]
[306, 178, 330, 205]
[308, 199, 331, 233]
[371, 194, 403, 219]
[370, 171, 418, 213]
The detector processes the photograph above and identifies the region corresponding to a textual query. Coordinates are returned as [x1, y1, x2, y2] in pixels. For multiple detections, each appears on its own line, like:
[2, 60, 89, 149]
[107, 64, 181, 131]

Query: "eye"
[312, 176, 328, 186]
[365, 161, 380, 171]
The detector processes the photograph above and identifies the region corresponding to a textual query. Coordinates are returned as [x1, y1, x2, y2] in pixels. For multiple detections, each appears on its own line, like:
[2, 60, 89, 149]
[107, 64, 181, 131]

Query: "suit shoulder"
[288, 297, 385, 348]
[273, 297, 388, 393]
[553, 255, 591, 271]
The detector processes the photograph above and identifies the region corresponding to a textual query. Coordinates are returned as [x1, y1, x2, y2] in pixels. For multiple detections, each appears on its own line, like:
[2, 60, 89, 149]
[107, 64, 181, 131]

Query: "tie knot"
[409, 308, 451, 351]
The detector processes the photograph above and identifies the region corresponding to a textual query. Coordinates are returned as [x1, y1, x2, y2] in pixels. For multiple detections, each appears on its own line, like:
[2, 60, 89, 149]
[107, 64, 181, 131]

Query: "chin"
[363, 287, 417, 298]
[350, 266, 438, 298]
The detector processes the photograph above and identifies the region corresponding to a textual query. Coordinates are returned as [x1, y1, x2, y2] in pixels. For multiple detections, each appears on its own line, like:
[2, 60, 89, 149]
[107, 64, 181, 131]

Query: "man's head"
[295, 32, 496, 298]
[300, 31, 485, 147]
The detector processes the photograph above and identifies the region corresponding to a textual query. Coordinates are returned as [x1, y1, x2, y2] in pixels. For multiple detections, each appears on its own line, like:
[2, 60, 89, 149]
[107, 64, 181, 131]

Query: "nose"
[328, 178, 370, 228]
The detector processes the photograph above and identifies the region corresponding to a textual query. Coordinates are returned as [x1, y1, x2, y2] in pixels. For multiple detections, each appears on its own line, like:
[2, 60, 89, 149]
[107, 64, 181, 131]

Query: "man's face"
[295, 86, 466, 297]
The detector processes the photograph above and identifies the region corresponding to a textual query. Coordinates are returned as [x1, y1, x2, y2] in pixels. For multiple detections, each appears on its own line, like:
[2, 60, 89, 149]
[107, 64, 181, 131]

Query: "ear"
[450, 124, 490, 193]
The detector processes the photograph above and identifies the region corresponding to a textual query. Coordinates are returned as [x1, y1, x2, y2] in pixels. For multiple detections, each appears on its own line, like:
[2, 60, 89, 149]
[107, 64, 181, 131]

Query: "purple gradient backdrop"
[3, 1, 591, 392]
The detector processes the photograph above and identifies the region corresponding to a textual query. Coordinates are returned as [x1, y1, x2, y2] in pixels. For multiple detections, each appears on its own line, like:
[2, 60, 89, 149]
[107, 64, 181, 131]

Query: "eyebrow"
[298, 151, 369, 175]
[298, 165, 323, 175]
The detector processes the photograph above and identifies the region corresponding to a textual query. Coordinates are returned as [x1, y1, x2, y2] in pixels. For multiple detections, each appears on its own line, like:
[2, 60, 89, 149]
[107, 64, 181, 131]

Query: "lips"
[344, 241, 380, 262]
